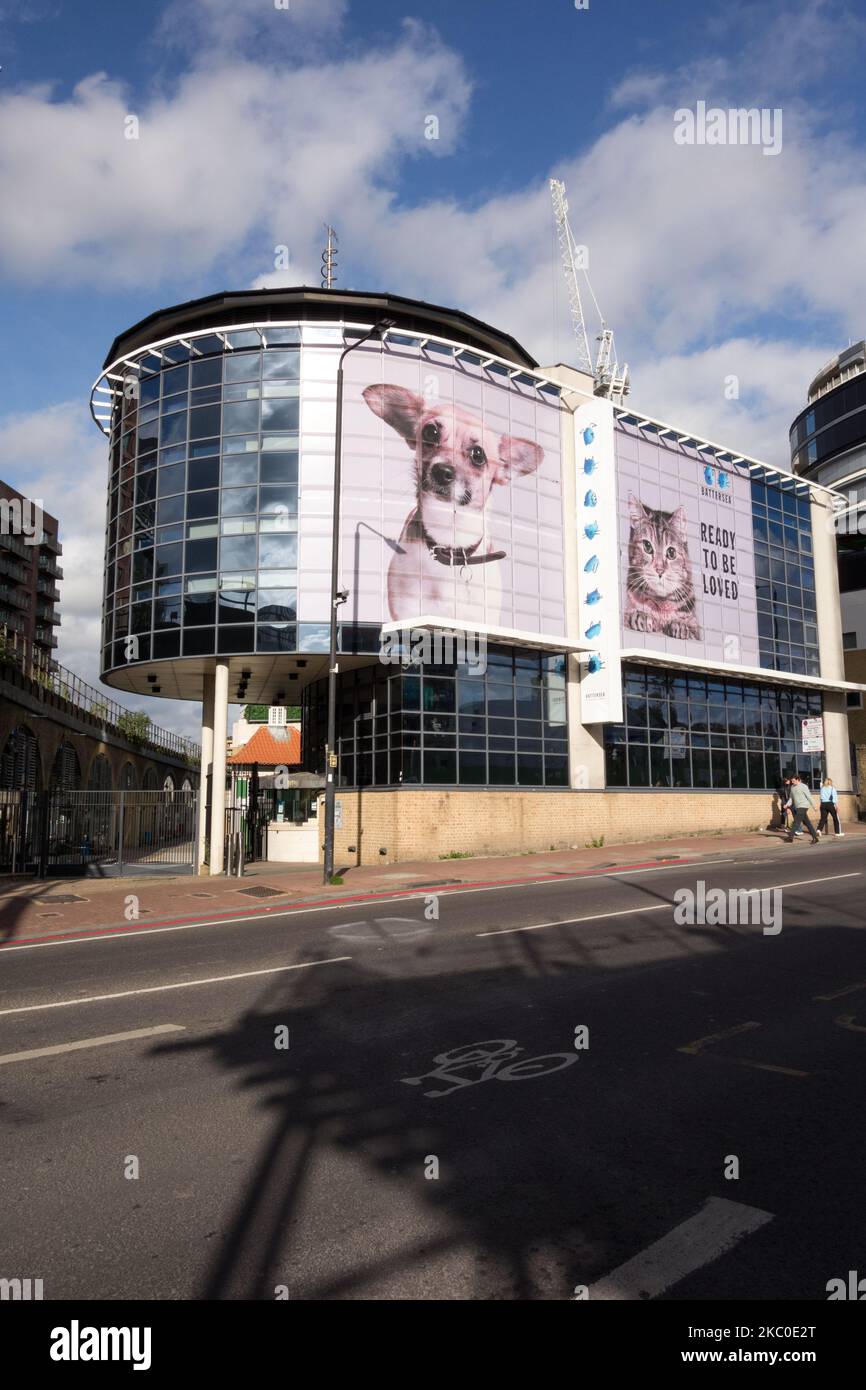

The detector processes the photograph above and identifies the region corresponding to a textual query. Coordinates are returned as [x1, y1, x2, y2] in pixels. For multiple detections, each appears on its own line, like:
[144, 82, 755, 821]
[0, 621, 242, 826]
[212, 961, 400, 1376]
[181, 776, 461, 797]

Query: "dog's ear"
[493, 436, 544, 485]
[362, 385, 422, 445]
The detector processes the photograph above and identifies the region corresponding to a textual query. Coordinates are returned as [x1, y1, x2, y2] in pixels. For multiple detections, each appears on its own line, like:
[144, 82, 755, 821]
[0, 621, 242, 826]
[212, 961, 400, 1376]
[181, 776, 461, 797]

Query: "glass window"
[221, 487, 258, 516]
[156, 495, 184, 526]
[261, 399, 300, 432]
[218, 589, 256, 624]
[187, 490, 219, 520]
[157, 463, 185, 496]
[260, 451, 298, 483]
[185, 538, 218, 572]
[224, 352, 261, 382]
[188, 457, 219, 490]
[262, 350, 300, 380]
[260, 485, 297, 515]
[257, 625, 296, 652]
[162, 363, 189, 396]
[159, 411, 187, 446]
[258, 533, 297, 568]
[190, 404, 221, 439]
[223, 401, 260, 434]
[257, 589, 296, 622]
[222, 455, 259, 485]
[191, 357, 222, 388]
[153, 542, 183, 578]
[220, 535, 257, 570]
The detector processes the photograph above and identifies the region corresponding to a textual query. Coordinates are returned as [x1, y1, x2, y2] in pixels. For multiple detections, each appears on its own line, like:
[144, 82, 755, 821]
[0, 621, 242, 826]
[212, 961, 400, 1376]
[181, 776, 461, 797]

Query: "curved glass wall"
[790, 370, 866, 475]
[103, 326, 302, 675]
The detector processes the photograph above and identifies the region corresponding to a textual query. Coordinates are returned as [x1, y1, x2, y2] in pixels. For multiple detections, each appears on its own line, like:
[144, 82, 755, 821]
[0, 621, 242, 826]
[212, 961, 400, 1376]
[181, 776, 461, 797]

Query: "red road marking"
[0, 856, 686, 949]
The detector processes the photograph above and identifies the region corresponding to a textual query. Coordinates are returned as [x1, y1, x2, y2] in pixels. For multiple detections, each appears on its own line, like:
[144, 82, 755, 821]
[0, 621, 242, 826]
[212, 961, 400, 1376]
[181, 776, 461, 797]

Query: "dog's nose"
[430, 463, 455, 487]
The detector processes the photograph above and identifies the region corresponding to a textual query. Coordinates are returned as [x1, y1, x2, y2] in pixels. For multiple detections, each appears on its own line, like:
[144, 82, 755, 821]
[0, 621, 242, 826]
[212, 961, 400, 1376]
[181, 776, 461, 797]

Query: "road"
[1, 840, 864, 1301]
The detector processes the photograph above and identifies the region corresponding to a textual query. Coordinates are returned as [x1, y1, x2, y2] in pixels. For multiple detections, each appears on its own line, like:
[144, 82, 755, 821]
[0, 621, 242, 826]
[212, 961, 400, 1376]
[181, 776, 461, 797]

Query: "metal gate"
[0, 789, 41, 874]
[0, 789, 199, 877]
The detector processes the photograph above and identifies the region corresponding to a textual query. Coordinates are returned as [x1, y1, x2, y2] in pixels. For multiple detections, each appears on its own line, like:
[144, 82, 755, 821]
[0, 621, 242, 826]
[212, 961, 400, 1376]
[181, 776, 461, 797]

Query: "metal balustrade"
[0, 626, 200, 765]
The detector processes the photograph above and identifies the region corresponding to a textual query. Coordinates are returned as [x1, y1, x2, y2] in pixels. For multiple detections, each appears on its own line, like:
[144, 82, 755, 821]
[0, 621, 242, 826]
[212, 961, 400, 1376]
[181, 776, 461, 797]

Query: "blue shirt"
[820, 785, 838, 804]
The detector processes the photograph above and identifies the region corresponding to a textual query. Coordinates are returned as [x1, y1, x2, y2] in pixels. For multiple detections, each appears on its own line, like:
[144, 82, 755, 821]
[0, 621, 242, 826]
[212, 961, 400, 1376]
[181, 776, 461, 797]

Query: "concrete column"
[567, 654, 605, 788]
[811, 492, 854, 792]
[197, 671, 215, 871]
[823, 691, 853, 793]
[810, 491, 846, 682]
[208, 660, 230, 875]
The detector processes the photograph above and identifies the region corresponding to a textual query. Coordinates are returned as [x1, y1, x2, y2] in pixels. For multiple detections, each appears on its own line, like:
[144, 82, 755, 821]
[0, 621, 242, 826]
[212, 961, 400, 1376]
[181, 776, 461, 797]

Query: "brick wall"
[327, 788, 860, 865]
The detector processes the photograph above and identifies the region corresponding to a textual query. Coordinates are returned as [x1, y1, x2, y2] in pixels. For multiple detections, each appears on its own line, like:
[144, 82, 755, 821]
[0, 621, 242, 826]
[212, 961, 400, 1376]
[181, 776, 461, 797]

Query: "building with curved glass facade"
[91, 289, 863, 870]
[790, 342, 866, 749]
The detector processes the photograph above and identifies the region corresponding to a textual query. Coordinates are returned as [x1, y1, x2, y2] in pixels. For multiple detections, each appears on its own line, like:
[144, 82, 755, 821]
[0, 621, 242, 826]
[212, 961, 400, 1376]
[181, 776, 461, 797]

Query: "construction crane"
[549, 178, 629, 402]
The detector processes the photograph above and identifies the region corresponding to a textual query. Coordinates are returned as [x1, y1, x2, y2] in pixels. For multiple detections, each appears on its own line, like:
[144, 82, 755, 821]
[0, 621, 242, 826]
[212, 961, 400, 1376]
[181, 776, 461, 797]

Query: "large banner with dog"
[615, 424, 760, 670]
[339, 345, 567, 637]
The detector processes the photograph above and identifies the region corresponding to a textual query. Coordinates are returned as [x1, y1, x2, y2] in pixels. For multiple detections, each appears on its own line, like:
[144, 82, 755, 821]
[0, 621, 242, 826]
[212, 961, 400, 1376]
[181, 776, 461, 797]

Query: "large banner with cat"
[615, 422, 760, 669]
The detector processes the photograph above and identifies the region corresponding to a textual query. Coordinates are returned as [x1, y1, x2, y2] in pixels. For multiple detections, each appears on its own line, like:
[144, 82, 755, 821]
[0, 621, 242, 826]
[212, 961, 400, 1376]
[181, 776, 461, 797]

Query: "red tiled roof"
[229, 725, 301, 766]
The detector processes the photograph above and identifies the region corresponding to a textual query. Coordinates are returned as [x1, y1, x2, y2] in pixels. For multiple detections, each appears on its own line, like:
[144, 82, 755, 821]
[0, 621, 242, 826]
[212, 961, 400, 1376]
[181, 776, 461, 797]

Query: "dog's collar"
[419, 521, 506, 568]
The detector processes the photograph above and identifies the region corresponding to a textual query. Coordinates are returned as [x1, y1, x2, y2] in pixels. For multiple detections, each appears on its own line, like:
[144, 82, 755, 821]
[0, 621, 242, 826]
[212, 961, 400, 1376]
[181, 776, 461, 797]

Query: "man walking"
[785, 775, 820, 844]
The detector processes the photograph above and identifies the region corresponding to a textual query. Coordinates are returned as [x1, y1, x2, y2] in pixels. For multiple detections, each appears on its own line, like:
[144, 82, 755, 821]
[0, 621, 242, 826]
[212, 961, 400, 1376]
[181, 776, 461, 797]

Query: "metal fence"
[0, 788, 199, 877]
[0, 625, 201, 765]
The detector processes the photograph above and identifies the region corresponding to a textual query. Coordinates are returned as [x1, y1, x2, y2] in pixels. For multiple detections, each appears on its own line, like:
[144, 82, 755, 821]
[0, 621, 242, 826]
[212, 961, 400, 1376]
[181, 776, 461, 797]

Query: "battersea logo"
[702, 464, 730, 490]
[50, 1321, 152, 1372]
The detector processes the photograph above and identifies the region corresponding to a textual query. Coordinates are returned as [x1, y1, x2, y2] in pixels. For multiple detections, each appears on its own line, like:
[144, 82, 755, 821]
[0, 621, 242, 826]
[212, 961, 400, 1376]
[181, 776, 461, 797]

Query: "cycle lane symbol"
[400, 1039, 578, 1098]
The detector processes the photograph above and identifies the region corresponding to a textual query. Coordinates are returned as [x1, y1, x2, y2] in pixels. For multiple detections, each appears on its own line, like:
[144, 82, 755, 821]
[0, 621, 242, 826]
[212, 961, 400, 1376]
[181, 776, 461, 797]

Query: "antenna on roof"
[321, 225, 338, 289]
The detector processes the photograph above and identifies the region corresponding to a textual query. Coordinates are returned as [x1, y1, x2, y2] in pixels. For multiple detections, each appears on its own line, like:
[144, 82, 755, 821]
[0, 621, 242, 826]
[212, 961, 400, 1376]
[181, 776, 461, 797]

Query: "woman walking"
[817, 777, 843, 837]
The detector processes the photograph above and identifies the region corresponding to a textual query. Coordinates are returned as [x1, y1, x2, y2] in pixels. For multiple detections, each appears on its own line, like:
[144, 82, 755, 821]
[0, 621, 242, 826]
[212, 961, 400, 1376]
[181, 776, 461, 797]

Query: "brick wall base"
[327, 789, 860, 866]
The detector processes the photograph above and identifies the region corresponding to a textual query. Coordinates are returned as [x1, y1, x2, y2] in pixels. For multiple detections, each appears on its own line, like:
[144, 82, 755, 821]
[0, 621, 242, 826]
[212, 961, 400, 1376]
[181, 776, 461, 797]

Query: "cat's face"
[627, 496, 692, 599]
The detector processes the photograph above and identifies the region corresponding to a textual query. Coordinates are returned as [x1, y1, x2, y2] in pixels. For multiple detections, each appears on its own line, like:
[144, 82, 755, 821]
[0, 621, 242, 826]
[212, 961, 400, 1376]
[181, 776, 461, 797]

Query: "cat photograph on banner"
[623, 494, 702, 641]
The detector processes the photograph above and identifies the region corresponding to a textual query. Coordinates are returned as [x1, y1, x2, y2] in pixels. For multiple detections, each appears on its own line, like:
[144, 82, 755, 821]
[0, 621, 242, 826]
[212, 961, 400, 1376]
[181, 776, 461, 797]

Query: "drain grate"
[237, 885, 285, 899]
[38, 912, 61, 919]
[189, 892, 214, 899]
[39, 894, 89, 904]
[409, 879, 462, 889]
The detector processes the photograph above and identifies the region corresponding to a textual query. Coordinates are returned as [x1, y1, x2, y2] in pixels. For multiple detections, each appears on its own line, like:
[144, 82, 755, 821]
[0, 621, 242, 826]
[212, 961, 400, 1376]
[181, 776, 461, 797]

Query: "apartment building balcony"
[36, 579, 61, 600]
[0, 585, 30, 611]
[1, 612, 28, 635]
[0, 554, 30, 584]
[37, 555, 63, 579]
[0, 532, 33, 562]
[39, 532, 63, 555]
[34, 627, 59, 648]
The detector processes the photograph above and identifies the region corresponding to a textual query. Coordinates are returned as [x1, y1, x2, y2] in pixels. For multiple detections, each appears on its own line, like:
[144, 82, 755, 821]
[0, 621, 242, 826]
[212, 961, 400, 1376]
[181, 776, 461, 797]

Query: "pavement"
[0, 820, 863, 948]
[1, 833, 865, 1300]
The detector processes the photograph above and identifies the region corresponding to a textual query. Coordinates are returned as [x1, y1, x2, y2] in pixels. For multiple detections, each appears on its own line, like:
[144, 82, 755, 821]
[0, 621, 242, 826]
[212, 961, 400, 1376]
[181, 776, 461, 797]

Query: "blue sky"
[1, 0, 864, 735]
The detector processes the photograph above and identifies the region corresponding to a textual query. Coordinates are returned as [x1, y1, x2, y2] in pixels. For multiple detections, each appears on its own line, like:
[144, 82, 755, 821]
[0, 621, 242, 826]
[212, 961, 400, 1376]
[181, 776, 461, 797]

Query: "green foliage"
[439, 850, 472, 859]
[117, 710, 151, 744]
[244, 704, 269, 723]
[585, 835, 605, 849]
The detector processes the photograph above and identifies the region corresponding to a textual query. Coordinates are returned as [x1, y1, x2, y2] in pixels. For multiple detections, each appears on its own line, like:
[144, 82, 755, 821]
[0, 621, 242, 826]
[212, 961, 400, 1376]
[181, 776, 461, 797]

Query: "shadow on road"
[150, 881, 866, 1300]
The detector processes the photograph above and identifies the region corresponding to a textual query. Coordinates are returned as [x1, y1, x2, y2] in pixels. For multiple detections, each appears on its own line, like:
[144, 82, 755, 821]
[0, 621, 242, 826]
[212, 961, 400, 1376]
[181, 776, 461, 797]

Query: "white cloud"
[0, 22, 470, 286]
[157, 0, 348, 56]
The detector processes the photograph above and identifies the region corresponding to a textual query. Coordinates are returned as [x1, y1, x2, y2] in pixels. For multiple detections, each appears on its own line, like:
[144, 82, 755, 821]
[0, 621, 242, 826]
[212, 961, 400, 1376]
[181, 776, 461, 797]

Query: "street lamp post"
[322, 318, 394, 883]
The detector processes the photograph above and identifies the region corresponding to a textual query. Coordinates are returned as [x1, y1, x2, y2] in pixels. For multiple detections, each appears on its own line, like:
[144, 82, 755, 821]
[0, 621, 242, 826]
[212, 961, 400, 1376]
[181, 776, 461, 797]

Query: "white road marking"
[478, 872, 862, 937]
[835, 1013, 866, 1034]
[815, 978, 866, 1001]
[0, 858, 858, 957]
[679, 1022, 762, 1055]
[588, 1196, 773, 1300]
[0, 956, 351, 1017]
[478, 903, 669, 937]
[0, 857, 747, 954]
[0, 1024, 185, 1066]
